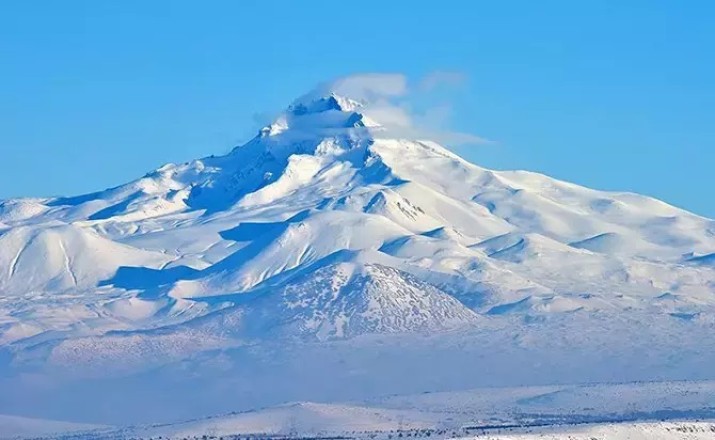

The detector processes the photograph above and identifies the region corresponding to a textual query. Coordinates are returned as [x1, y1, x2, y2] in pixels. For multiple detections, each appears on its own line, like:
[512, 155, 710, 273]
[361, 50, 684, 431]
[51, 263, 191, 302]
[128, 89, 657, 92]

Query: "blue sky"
[1, 1, 713, 217]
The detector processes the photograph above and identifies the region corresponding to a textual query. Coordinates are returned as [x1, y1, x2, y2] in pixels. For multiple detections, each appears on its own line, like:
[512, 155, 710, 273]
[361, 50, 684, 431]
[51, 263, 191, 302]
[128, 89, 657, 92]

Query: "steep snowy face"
[256, 94, 370, 151]
[0, 85, 714, 358]
[236, 258, 479, 340]
[167, 92, 392, 213]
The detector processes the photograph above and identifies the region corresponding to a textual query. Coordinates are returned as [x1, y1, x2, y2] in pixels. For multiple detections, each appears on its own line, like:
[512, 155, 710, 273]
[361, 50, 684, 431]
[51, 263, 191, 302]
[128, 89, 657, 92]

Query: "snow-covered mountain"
[1, 85, 714, 425]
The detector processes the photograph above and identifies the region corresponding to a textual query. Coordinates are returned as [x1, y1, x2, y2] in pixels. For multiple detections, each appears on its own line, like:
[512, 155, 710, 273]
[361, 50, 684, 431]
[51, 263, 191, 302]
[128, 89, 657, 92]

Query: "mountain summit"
[0, 85, 714, 368]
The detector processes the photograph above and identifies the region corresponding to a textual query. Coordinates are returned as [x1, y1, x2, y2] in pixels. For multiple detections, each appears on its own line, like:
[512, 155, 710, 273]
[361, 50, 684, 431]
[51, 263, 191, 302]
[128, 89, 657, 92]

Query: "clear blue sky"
[1, 1, 713, 217]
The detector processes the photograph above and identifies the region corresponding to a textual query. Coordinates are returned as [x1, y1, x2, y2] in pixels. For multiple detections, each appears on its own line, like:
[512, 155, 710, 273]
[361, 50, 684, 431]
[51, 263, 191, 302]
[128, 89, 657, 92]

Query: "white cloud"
[418, 70, 467, 91]
[317, 73, 408, 101]
[361, 99, 413, 128]
[276, 72, 490, 147]
[317, 72, 488, 146]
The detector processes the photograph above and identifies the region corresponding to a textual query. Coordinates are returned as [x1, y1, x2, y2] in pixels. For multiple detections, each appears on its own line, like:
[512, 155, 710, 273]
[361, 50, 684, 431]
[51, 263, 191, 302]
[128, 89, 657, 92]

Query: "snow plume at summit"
[288, 72, 489, 145]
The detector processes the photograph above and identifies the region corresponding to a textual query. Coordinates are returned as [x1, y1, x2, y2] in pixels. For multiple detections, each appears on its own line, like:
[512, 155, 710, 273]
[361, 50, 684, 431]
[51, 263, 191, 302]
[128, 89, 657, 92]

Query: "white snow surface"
[460, 422, 715, 440]
[0, 414, 104, 439]
[1, 87, 714, 424]
[34, 380, 715, 439]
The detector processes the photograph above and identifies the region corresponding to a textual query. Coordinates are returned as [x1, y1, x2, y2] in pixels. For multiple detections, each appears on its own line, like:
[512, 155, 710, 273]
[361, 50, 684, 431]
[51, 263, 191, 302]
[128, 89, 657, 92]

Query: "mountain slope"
[0, 414, 105, 439]
[238, 254, 480, 339]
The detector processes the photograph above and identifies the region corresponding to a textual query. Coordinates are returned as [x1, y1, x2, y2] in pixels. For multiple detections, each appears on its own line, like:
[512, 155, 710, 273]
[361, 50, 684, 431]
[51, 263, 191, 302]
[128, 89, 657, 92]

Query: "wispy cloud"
[418, 70, 468, 92]
[320, 72, 488, 146]
[326, 73, 408, 100]
[253, 72, 490, 147]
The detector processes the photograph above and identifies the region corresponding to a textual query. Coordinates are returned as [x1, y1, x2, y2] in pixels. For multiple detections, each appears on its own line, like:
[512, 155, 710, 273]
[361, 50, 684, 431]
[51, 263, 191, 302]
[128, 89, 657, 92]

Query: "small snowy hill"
[0, 414, 104, 439]
[122, 402, 436, 439]
[1, 83, 714, 424]
[234, 256, 479, 339]
[0, 224, 170, 296]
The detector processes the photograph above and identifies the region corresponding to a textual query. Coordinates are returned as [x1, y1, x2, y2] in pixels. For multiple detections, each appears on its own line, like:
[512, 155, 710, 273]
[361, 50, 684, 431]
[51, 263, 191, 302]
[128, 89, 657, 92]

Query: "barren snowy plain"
[0, 85, 714, 438]
[2, 381, 715, 439]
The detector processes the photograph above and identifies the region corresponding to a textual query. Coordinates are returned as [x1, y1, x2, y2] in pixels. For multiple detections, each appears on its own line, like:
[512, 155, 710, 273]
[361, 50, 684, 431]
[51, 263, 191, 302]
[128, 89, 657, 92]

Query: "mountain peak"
[288, 93, 364, 115]
[258, 92, 373, 139]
